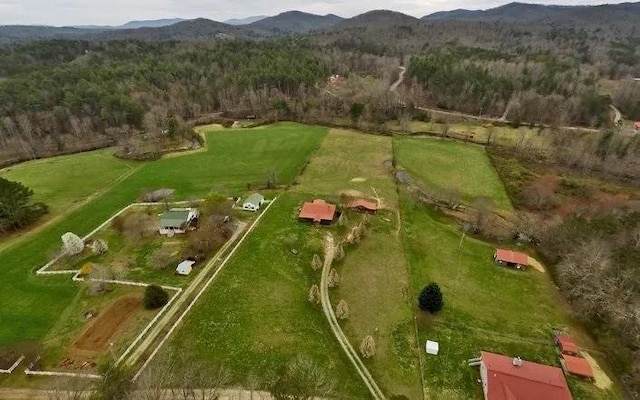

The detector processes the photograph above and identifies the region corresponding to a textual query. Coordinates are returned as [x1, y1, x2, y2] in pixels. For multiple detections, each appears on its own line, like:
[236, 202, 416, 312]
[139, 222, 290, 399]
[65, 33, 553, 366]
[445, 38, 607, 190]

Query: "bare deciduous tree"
[308, 284, 320, 304]
[336, 300, 349, 320]
[311, 254, 322, 271]
[359, 335, 376, 358]
[61, 232, 84, 256]
[328, 268, 340, 288]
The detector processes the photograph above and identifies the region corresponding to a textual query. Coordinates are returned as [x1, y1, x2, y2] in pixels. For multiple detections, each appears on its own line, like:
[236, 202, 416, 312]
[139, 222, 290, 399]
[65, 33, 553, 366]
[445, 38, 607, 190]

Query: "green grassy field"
[293, 128, 397, 208]
[0, 123, 327, 349]
[393, 137, 513, 212]
[398, 188, 621, 399]
[292, 130, 422, 397]
[165, 193, 368, 398]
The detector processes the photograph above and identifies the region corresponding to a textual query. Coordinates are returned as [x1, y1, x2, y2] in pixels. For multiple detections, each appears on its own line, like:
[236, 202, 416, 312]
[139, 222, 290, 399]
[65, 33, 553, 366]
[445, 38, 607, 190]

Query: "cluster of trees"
[407, 49, 611, 126]
[0, 177, 47, 233]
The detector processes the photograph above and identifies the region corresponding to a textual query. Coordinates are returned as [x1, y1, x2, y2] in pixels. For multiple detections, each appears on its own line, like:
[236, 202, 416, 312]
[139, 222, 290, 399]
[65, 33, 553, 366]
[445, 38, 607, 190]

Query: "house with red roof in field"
[347, 198, 378, 213]
[634, 121, 640, 132]
[494, 249, 529, 270]
[561, 354, 594, 380]
[476, 351, 573, 400]
[298, 199, 336, 224]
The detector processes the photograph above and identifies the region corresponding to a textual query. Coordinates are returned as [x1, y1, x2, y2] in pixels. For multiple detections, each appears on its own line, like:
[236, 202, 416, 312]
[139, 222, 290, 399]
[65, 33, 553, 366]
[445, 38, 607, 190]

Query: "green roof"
[160, 210, 191, 228]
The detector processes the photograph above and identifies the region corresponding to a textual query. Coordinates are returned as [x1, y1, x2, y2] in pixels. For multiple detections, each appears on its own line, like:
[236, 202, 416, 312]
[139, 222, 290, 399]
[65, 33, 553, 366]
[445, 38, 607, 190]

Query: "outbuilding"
[176, 260, 196, 276]
[561, 354, 594, 380]
[494, 249, 529, 270]
[348, 198, 378, 213]
[554, 332, 581, 356]
[425, 340, 439, 356]
[242, 193, 265, 211]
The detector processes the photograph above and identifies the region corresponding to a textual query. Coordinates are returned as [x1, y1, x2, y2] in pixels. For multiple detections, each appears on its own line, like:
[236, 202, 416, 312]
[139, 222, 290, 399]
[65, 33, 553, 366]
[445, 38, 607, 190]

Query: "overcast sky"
[0, 0, 631, 26]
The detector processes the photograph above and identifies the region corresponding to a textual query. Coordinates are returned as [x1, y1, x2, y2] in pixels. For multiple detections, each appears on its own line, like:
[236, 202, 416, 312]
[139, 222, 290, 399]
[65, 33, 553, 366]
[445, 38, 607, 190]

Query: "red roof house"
[561, 355, 594, 380]
[554, 334, 581, 356]
[480, 351, 573, 400]
[348, 199, 378, 213]
[494, 249, 529, 269]
[299, 199, 336, 223]
[634, 121, 640, 132]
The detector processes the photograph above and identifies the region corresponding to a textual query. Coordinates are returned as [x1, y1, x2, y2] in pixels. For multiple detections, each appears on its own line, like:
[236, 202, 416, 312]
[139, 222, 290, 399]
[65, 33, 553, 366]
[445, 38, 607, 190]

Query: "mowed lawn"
[165, 193, 368, 398]
[294, 129, 397, 209]
[399, 189, 622, 400]
[0, 123, 327, 349]
[393, 137, 513, 212]
[293, 129, 421, 397]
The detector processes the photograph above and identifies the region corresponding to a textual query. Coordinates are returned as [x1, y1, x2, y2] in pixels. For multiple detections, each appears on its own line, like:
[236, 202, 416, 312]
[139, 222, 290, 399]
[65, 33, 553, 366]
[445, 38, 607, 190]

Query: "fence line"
[0, 355, 25, 374]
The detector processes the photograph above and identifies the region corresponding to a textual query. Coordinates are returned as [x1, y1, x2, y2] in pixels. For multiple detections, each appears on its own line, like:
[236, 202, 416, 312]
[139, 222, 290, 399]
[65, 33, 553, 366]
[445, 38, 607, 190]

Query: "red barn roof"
[348, 199, 378, 212]
[299, 199, 336, 223]
[481, 351, 573, 400]
[495, 249, 529, 265]
[555, 335, 580, 356]
[562, 355, 594, 379]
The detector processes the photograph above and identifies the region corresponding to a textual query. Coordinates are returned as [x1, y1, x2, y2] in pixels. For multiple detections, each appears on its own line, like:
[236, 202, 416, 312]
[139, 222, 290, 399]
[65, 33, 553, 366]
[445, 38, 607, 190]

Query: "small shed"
[176, 260, 196, 276]
[348, 199, 378, 213]
[561, 354, 594, 380]
[242, 193, 265, 211]
[494, 249, 529, 270]
[554, 333, 581, 356]
[425, 340, 439, 356]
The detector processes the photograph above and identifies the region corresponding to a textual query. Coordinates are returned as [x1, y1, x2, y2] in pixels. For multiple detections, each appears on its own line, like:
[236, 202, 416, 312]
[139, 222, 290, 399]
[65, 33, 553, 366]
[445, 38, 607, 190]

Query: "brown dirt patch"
[340, 189, 364, 198]
[584, 352, 613, 390]
[350, 177, 367, 182]
[71, 295, 142, 354]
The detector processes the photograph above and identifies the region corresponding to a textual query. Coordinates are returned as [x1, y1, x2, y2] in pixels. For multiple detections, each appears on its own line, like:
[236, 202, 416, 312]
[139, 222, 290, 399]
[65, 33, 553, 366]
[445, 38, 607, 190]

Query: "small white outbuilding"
[242, 193, 265, 211]
[425, 340, 439, 356]
[176, 260, 196, 276]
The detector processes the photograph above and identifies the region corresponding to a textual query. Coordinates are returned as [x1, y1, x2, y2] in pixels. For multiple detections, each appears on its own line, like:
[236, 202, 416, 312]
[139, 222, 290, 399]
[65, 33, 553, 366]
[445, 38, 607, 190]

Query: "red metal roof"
[495, 249, 529, 265]
[348, 199, 378, 211]
[562, 355, 594, 379]
[299, 199, 336, 223]
[481, 351, 573, 400]
[556, 335, 580, 355]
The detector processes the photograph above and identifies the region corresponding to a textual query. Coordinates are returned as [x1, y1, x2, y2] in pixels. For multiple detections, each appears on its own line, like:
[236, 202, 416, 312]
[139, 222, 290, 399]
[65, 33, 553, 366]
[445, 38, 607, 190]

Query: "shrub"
[61, 232, 84, 256]
[143, 285, 169, 309]
[90, 239, 109, 255]
[308, 285, 320, 304]
[328, 268, 340, 288]
[311, 254, 322, 271]
[418, 282, 444, 313]
[336, 300, 349, 319]
[359, 335, 376, 358]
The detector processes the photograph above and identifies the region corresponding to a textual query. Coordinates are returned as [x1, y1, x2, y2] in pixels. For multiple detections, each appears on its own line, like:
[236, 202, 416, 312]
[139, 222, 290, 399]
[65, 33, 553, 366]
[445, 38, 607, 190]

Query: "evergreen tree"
[418, 283, 444, 313]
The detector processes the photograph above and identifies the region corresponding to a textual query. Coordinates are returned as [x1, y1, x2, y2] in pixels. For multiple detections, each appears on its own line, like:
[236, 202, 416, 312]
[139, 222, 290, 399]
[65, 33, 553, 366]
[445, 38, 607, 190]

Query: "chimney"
[512, 357, 523, 367]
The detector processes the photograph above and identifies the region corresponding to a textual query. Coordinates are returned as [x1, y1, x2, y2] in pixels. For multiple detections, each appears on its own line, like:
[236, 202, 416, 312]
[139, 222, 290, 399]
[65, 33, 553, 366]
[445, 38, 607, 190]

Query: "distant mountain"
[72, 18, 187, 30]
[0, 25, 92, 45]
[224, 16, 268, 25]
[92, 18, 250, 41]
[332, 10, 421, 29]
[247, 11, 343, 34]
[422, 1, 640, 26]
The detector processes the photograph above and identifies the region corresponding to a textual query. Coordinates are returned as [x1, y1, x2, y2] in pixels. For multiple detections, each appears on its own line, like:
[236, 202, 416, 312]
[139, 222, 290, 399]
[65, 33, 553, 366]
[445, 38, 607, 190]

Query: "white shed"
[425, 340, 439, 356]
[176, 260, 196, 276]
[242, 193, 265, 211]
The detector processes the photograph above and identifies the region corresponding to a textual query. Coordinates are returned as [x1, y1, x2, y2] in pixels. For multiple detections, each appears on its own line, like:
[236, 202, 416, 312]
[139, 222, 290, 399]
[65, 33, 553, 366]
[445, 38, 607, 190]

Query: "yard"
[165, 193, 368, 398]
[398, 188, 622, 399]
[393, 137, 513, 212]
[0, 122, 327, 351]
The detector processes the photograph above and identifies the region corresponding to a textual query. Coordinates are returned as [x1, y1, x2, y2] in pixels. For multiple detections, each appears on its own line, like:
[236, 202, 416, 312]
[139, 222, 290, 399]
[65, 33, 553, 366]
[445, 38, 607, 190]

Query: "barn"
[298, 199, 336, 224]
[494, 249, 529, 270]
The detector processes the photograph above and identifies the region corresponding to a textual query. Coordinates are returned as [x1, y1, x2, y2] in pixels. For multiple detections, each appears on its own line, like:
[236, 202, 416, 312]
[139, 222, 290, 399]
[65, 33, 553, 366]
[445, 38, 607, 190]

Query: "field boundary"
[131, 197, 278, 381]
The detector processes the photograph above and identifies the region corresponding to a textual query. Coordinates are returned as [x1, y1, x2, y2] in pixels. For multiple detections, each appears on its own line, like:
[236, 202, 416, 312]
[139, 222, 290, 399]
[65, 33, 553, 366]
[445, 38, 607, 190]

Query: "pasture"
[165, 193, 368, 398]
[0, 123, 327, 349]
[393, 137, 513, 212]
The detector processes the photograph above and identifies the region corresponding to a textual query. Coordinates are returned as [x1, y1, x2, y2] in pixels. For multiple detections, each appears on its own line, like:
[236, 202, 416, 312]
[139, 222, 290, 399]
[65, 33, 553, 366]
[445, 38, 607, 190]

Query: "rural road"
[122, 219, 249, 368]
[389, 66, 406, 92]
[610, 104, 622, 126]
[320, 234, 386, 400]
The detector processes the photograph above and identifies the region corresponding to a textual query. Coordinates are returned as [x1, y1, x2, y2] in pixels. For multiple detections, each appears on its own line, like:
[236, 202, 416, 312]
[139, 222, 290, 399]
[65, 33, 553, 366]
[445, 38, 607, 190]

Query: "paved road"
[389, 66, 406, 92]
[319, 234, 386, 400]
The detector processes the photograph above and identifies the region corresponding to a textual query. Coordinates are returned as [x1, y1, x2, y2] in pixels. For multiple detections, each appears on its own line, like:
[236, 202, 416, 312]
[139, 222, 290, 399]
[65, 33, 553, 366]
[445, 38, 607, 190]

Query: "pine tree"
[418, 283, 444, 313]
